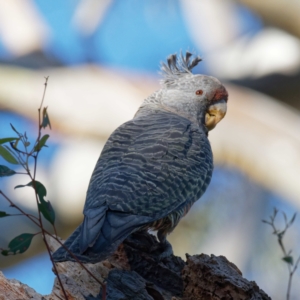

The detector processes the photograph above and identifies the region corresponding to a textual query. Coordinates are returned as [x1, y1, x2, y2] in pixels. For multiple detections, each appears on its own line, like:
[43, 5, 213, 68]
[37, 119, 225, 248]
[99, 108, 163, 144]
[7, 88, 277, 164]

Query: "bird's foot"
[149, 237, 173, 260]
[124, 230, 173, 260]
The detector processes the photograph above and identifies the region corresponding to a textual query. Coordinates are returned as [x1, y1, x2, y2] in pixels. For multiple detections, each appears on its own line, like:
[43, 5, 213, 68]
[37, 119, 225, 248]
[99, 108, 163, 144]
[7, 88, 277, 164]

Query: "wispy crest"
[160, 51, 202, 86]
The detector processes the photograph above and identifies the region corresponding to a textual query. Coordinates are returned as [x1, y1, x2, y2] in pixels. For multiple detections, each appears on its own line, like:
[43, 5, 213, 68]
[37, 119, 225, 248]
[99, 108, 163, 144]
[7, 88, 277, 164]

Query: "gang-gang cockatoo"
[53, 52, 228, 263]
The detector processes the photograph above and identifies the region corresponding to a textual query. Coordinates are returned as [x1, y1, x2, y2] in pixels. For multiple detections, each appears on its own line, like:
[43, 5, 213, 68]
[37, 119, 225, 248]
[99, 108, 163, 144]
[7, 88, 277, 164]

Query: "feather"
[160, 51, 202, 86]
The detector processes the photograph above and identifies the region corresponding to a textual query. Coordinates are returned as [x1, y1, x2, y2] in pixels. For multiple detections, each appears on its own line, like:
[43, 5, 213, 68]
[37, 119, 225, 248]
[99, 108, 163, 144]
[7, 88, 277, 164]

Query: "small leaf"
[10, 123, 20, 135]
[31, 181, 47, 200]
[15, 180, 47, 200]
[14, 184, 27, 189]
[289, 213, 297, 226]
[283, 256, 294, 265]
[0, 165, 16, 177]
[9, 142, 24, 155]
[0, 145, 19, 164]
[0, 137, 17, 144]
[3, 233, 36, 255]
[34, 134, 49, 152]
[14, 180, 54, 224]
[0, 211, 11, 218]
[13, 138, 20, 149]
[39, 199, 55, 225]
[41, 107, 51, 129]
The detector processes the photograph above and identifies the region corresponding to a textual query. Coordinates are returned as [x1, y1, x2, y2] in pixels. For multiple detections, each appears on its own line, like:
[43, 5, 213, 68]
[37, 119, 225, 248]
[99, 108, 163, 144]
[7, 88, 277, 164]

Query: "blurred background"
[0, 0, 300, 299]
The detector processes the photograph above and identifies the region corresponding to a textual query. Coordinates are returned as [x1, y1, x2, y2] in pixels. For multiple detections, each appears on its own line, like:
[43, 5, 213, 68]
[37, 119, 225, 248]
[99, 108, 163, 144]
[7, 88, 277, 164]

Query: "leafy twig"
[0, 190, 105, 288]
[0, 77, 106, 299]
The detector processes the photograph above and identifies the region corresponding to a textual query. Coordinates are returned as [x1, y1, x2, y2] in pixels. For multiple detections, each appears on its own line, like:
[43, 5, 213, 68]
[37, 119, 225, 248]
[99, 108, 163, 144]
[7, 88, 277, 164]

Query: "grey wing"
[79, 110, 213, 255]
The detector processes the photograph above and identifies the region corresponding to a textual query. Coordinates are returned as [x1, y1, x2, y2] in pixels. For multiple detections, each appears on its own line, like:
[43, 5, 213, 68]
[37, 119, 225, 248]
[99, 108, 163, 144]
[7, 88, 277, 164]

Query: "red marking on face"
[212, 86, 228, 103]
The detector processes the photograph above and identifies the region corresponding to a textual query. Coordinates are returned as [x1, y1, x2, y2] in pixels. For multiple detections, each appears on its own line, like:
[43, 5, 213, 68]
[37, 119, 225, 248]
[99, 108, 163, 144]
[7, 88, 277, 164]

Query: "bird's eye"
[195, 90, 203, 95]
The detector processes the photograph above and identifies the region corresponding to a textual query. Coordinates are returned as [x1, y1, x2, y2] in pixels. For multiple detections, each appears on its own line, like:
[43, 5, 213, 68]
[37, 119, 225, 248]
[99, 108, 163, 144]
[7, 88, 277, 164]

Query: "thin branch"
[0, 190, 104, 288]
[39, 76, 49, 112]
[43, 233, 68, 299]
[263, 208, 300, 300]
[0, 76, 106, 299]
[0, 191, 40, 227]
[4, 213, 39, 220]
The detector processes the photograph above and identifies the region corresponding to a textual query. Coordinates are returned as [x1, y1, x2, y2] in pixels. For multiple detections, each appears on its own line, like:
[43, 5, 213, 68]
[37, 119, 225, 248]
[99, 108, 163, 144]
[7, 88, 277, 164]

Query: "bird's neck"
[135, 90, 207, 129]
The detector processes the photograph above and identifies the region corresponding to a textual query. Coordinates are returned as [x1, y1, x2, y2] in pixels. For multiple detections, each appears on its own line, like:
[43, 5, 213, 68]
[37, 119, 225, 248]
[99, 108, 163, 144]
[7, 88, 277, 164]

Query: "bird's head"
[160, 52, 228, 131]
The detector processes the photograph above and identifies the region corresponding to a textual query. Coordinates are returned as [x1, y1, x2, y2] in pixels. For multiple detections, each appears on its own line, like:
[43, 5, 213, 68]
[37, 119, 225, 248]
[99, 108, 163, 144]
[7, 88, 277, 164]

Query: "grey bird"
[52, 52, 228, 263]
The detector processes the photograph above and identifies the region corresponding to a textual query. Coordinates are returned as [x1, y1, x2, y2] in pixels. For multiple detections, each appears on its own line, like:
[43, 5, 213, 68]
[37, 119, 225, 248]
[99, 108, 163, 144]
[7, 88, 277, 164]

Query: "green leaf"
[13, 138, 20, 149]
[41, 107, 51, 129]
[0, 165, 16, 177]
[34, 134, 49, 152]
[38, 199, 55, 225]
[2, 233, 35, 255]
[15, 180, 47, 200]
[14, 184, 27, 189]
[14, 180, 54, 225]
[0, 145, 19, 164]
[0, 137, 17, 144]
[0, 211, 11, 218]
[10, 123, 20, 135]
[31, 181, 47, 200]
[283, 256, 293, 265]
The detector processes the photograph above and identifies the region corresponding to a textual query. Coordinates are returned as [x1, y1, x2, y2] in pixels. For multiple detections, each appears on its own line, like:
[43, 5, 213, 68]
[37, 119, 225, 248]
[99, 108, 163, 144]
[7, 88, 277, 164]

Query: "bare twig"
[263, 208, 299, 300]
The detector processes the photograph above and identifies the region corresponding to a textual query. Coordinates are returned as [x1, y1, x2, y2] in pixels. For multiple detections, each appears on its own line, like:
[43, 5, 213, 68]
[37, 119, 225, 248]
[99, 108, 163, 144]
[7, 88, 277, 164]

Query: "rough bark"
[0, 232, 271, 300]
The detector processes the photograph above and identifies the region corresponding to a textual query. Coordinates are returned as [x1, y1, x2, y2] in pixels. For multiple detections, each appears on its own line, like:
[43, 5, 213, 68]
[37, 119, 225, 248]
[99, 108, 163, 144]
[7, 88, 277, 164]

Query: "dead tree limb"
[0, 232, 271, 300]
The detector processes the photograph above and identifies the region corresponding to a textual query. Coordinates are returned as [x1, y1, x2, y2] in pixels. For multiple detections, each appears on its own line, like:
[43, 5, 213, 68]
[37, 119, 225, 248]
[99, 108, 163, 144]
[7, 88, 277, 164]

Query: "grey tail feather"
[81, 212, 153, 262]
[79, 206, 107, 253]
[160, 51, 202, 86]
[52, 212, 153, 263]
[51, 223, 109, 263]
[52, 224, 83, 262]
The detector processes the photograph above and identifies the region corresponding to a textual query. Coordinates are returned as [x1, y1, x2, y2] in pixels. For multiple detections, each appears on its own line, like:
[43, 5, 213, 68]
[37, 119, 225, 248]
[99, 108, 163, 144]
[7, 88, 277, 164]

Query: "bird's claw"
[157, 240, 173, 260]
[149, 239, 173, 260]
